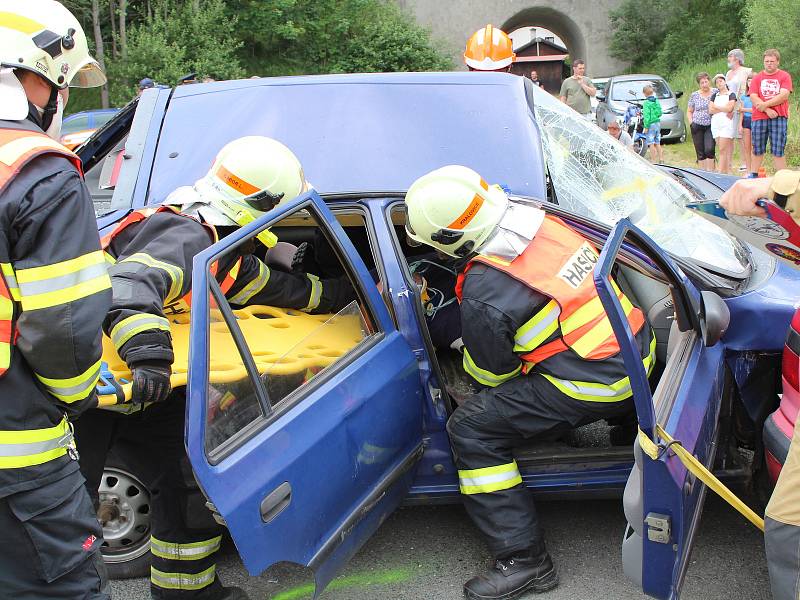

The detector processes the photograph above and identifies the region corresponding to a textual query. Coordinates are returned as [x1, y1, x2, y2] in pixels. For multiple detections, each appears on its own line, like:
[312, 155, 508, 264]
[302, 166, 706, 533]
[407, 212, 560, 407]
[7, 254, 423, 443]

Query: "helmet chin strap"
[40, 86, 59, 133]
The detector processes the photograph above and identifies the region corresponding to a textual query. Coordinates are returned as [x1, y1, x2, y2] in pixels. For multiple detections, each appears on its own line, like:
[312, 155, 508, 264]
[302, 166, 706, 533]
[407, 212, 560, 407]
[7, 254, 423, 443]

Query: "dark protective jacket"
[103, 208, 354, 367]
[0, 115, 112, 495]
[457, 217, 654, 402]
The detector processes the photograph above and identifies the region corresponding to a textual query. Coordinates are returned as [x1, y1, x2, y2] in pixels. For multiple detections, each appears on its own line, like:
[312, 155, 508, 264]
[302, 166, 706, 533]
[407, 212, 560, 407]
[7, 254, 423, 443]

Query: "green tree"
[744, 0, 800, 74]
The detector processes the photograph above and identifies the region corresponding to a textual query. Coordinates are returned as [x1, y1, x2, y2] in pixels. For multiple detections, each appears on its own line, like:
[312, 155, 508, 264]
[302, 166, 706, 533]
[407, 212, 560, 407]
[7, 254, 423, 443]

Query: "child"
[642, 84, 663, 162]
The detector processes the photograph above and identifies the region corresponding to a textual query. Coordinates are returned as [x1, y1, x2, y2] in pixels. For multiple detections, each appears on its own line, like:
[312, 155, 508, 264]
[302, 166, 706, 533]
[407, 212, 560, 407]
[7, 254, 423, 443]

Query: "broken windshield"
[530, 86, 748, 277]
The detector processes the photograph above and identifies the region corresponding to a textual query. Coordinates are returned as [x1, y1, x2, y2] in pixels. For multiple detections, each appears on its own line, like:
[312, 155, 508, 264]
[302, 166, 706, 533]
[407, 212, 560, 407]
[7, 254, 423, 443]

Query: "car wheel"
[679, 133, 686, 143]
[99, 462, 152, 579]
[634, 138, 648, 157]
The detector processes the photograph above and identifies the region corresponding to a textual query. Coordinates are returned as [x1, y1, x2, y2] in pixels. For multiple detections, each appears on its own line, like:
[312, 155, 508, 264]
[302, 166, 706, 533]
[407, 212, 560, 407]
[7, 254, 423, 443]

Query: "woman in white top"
[709, 74, 737, 174]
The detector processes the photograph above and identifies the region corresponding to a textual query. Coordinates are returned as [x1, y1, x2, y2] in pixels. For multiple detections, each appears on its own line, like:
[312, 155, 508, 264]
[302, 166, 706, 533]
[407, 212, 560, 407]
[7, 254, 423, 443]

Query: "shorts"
[752, 117, 788, 157]
[742, 117, 751, 130]
[645, 122, 661, 145]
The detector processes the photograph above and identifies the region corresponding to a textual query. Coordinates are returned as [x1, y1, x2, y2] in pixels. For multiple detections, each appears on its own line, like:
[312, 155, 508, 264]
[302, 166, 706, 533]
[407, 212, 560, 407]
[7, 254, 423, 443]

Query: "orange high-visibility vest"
[0, 128, 84, 378]
[101, 205, 242, 312]
[456, 214, 644, 369]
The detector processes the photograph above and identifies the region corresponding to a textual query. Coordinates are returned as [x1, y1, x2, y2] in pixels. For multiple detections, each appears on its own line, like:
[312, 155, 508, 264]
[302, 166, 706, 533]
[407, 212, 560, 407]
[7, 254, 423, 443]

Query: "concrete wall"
[396, 0, 629, 77]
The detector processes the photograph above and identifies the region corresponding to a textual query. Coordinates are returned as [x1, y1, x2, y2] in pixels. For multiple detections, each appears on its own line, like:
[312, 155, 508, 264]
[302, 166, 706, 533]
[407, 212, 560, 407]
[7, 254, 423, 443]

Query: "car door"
[185, 191, 425, 593]
[593, 218, 730, 600]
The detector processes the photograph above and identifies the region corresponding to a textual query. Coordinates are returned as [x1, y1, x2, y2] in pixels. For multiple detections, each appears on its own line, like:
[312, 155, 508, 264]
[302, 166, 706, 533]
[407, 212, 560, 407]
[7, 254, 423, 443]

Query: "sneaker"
[463, 550, 559, 599]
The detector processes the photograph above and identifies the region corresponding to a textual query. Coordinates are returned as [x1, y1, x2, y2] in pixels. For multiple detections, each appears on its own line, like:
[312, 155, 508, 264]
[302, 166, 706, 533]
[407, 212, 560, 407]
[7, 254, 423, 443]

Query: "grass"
[664, 58, 800, 172]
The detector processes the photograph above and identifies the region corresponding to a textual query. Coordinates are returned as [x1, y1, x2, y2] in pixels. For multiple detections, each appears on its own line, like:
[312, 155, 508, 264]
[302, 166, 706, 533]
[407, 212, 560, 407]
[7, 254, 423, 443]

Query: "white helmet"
[187, 136, 306, 241]
[0, 1, 106, 120]
[405, 165, 509, 258]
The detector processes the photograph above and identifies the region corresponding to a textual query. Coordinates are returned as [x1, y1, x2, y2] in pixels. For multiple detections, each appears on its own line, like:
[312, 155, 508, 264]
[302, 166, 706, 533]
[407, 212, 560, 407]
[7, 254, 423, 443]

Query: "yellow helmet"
[191, 137, 307, 243]
[0, 0, 106, 89]
[405, 165, 508, 257]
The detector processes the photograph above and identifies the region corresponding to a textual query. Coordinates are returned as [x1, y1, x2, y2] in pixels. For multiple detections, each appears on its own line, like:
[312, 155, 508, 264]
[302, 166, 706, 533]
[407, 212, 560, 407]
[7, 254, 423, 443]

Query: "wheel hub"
[98, 467, 152, 562]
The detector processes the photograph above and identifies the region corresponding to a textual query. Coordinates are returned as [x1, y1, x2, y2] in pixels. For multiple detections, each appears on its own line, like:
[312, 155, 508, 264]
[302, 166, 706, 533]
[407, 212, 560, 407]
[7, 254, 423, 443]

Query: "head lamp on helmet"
[404, 165, 509, 258]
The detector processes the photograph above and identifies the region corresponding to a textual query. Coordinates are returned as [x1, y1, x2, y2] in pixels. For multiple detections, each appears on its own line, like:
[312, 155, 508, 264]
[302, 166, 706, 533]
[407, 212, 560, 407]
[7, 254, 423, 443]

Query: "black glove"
[130, 362, 172, 404]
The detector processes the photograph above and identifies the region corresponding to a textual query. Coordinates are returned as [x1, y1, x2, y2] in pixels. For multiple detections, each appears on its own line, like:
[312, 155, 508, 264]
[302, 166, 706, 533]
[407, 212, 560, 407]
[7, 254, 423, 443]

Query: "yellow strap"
[638, 425, 765, 532]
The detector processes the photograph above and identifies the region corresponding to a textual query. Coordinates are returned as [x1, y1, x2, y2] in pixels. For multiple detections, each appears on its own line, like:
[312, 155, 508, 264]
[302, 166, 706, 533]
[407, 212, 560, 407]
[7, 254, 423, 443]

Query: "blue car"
[79, 73, 796, 599]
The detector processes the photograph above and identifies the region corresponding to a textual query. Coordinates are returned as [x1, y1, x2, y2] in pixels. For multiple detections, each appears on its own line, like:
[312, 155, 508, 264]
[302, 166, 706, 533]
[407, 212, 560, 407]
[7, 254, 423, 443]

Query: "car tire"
[99, 459, 153, 579]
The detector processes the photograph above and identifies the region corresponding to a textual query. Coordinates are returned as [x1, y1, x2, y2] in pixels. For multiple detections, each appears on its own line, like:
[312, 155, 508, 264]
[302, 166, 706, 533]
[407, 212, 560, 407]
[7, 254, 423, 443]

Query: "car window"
[530, 86, 749, 276]
[593, 79, 608, 93]
[611, 79, 672, 101]
[93, 112, 116, 128]
[61, 114, 90, 135]
[203, 206, 378, 457]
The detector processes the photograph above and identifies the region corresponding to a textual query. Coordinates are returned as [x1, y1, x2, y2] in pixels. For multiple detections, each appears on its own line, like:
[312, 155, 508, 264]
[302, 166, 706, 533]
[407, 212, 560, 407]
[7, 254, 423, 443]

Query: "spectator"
[687, 72, 717, 171]
[642, 84, 663, 163]
[530, 69, 543, 90]
[709, 74, 737, 174]
[740, 76, 754, 175]
[606, 120, 634, 151]
[560, 59, 596, 119]
[726, 48, 753, 172]
[137, 77, 154, 96]
[750, 49, 793, 177]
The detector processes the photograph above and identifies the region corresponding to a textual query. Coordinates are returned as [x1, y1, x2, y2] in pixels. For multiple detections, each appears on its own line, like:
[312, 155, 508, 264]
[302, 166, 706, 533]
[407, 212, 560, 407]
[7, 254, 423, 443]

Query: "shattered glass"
[530, 87, 749, 276]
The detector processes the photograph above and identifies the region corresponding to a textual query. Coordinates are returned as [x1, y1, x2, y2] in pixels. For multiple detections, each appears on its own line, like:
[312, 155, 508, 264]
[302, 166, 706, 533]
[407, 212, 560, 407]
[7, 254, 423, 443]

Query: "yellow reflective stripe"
[561, 281, 631, 338]
[301, 273, 322, 312]
[104, 252, 116, 265]
[0, 417, 71, 469]
[463, 348, 521, 388]
[1, 263, 20, 300]
[459, 461, 523, 494]
[150, 535, 222, 561]
[110, 314, 171, 351]
[120, 253, 183, 304]
[15, 251, 111, 311]
[35, 359, 102, 403]
[541, 334, 656, 402]
[0, 342, 9, 370]
[513, 300, 560, 352]
[0, 12, 46, 36]
[151, 565, 216, 591]
[228, 262, 270, 305]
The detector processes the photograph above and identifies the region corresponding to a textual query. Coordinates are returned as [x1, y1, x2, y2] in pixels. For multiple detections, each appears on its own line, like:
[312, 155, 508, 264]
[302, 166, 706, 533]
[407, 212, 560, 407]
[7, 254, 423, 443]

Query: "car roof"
[609, 74, 666, 82]
[147, 72, 547, 201]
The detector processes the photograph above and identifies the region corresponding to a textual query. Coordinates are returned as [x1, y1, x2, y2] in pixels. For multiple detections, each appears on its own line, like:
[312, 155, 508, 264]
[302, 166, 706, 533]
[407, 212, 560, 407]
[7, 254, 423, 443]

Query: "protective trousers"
[0, 468, 109, 599]
[446, 372, 634, 558]
[74, 394, 226, 599]
[765, 412, 800, 600]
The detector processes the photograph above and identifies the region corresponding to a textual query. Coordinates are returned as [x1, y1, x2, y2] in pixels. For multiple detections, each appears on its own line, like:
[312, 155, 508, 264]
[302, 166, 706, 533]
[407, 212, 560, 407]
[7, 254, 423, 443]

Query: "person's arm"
[460, 297, 522, 388]
[12, 160, 112, 416]
[232, 254, 357, 315]
[559, 80, 568, 104]
[761, 88, 791, 109]
[719, 176, 772, 217]
[580, 77, 596, 97]
[722, 95, 736, 114]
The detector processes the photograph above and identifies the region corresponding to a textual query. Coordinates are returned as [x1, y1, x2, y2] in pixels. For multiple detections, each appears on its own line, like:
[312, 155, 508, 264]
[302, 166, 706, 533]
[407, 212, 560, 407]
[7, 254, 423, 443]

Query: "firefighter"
[74, 135, 353, 600]
[464, 24, 516, 72]
[0, 2, 113, 598]
[404, 166, 655, 600]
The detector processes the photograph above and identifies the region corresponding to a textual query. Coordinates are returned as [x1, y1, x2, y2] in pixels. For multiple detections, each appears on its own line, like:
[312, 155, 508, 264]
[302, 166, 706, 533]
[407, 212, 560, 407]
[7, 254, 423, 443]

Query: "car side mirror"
[675, 91, 684, 99]
[699, 290, 730, 346]
[596, 92, 606, 102]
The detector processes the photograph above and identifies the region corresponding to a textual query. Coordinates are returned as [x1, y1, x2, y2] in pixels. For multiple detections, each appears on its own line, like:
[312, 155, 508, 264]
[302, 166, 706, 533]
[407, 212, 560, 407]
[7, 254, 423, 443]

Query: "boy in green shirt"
[642, 84, 663, 162]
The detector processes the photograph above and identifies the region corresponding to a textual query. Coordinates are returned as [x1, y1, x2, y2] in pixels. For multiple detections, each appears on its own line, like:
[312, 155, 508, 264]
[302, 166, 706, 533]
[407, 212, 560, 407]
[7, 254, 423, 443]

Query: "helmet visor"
[69, 57, 106, 88]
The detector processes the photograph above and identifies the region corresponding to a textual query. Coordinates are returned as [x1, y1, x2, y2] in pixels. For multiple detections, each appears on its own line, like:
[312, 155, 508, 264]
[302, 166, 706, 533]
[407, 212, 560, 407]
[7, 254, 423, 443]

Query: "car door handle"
[260, 482, 292, 523]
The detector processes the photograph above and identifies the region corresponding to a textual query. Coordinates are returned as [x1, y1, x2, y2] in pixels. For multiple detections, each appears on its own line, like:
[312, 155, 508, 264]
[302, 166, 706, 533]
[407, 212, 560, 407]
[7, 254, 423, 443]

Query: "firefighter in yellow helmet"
[0, 1, 112, 598]
[405, 166, 655, 600]
[73, 135, 354, 600]
[464, 24, 516, 72]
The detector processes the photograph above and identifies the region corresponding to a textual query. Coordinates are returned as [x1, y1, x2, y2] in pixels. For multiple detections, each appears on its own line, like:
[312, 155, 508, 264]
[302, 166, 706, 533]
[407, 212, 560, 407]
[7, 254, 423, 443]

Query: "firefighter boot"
[463, 545, 558, 600]
[216, 586, 250, 600]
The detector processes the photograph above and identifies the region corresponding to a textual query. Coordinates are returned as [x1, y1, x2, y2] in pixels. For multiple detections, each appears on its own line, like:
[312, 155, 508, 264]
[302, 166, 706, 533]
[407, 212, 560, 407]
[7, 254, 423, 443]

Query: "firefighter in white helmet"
[0, 2, 113, 598]
[73, 136, 353, 600]
[405, 166, 655, 600]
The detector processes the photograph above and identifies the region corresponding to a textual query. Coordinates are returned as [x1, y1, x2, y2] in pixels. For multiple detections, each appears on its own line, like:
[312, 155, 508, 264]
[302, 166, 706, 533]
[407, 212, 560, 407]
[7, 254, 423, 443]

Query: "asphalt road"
[111, 494, 770, 600]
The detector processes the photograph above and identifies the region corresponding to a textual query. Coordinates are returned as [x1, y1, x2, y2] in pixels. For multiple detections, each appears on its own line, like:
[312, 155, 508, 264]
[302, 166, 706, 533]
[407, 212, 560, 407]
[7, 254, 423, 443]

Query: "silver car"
[595, 73, 686, 142]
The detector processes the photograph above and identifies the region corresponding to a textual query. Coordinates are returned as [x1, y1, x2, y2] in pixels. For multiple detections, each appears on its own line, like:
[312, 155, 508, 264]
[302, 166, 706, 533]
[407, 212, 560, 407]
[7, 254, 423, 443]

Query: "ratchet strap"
[638, 425, 765, 532]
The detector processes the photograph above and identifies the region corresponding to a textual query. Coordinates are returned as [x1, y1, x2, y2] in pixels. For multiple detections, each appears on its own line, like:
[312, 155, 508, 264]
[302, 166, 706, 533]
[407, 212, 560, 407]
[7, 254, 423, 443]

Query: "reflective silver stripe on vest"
[302, 273, 322, 312]
[0, 436, 66, 457]
[459, 469, 520, 489]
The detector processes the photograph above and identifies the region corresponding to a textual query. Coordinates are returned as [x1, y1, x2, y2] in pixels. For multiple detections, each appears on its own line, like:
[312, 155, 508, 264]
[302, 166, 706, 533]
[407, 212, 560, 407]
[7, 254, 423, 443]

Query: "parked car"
[595, 74, 686, 143]
[590, 76, 609, 122]
[60, 108, 118, 150]
[78, 73, 795, 599]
